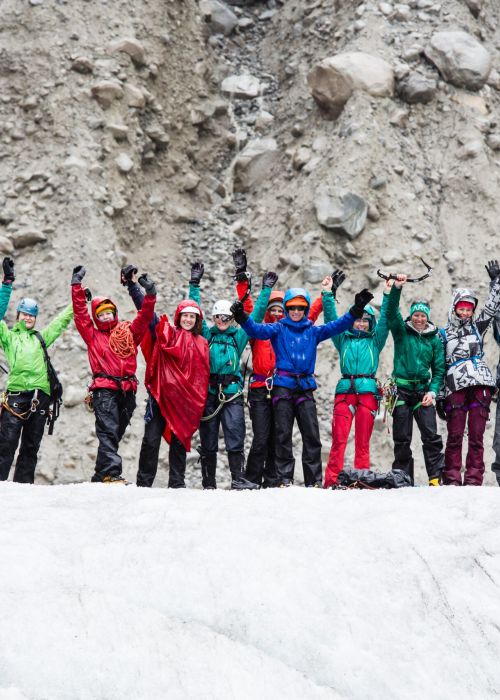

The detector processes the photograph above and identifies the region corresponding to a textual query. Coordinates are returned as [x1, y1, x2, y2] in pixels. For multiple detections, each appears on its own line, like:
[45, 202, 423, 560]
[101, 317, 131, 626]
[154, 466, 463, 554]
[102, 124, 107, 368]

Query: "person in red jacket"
[71, 265, 156, 484]
[232, 248, 324, 488]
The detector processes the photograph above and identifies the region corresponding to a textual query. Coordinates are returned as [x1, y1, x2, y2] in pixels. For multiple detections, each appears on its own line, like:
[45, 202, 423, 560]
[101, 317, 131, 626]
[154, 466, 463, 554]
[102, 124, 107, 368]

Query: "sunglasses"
[287, 306, 307, 312]
[214, 314, 233, 322]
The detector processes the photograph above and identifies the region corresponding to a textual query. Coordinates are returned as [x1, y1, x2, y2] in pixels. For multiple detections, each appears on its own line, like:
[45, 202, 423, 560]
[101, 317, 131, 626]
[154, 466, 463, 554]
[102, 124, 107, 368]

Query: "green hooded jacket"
[0, 304, 74, 394]
[0, 282, 12, 320]
[386, 285, 444, 394]
[322, 290, 390, 395]
[189, 283, 271, 395]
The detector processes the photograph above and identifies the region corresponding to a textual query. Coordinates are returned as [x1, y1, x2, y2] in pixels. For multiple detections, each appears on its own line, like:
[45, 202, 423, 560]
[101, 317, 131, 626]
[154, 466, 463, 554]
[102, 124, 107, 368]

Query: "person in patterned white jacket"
[440, 266, 500, 486]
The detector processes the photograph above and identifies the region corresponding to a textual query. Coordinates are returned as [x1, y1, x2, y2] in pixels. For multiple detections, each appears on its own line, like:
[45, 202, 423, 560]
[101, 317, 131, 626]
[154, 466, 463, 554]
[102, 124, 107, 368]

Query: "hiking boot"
[428, 478, 440, 487]
[231, 477, 260, 491]
[279, 481, 292, 488]
[100, 474, 130, 485]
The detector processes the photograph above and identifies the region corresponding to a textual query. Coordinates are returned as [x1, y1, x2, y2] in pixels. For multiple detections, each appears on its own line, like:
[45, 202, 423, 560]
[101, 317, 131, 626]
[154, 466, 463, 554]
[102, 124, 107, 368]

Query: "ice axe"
[377, 256, 433, 283]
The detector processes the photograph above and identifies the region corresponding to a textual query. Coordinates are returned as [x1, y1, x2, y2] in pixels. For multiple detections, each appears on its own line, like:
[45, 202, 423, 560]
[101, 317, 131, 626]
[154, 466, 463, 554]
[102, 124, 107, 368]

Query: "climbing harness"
[200, 384, 244, 421]
[377, 256, 433, 283]
[92, 372, 137, 394]
[381, 378, 398, 431]
[1, 390, 41, 421]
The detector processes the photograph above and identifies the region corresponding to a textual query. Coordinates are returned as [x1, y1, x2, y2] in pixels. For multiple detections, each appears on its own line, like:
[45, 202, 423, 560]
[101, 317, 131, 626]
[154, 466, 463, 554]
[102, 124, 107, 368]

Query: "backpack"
[34, 331, 63, 435]
[338, 467, 412, 489]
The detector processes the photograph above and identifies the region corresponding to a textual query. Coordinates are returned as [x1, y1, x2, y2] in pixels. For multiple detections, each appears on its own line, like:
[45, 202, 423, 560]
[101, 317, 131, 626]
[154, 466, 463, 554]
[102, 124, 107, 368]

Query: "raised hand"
[190, 262, 204, 287]
[485, 259, 500, 281]
[121, 264, 138, 286]
[71, 265, 86, 285]
[138, 273, 157, 296]
[2, 256, 14, 283]
[350, 289, 374, 318]
[262, 271, 278, 289]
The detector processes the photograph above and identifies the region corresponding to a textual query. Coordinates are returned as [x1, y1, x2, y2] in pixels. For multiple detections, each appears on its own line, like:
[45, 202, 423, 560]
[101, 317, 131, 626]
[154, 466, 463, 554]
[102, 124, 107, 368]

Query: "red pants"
[324, 393, 379, 487]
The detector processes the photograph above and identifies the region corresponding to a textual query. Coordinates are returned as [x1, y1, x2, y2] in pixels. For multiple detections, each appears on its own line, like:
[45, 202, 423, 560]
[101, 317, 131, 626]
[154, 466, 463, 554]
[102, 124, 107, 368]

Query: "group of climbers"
[0, 252, 499, 489]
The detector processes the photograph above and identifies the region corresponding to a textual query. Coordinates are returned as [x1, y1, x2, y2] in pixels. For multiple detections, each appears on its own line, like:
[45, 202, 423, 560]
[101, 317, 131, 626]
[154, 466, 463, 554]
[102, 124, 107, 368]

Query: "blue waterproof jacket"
[241, 306, 355, 391]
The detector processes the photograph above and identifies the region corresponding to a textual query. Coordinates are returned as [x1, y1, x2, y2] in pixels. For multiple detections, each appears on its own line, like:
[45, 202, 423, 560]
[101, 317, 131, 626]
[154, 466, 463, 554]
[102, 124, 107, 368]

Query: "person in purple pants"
[440, 265, 500, 486]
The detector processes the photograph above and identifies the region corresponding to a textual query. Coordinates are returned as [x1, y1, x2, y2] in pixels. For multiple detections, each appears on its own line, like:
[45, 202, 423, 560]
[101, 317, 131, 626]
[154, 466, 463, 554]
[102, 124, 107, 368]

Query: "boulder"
[221, 74, 261, 99]
[314, 189, 368, 239]
[63, 385, 87, 409]
[0, 236, 14, 254]
[307, 63, 353, 119]
[12, 230, 47, 248]
[71, 57, 94, 74]
[199, 0, 238, 35]
[304, 261, 331, 284]
[124, 84, 146, 109]
[115, 153, 134, 173]
[91, 81, 124, 109]
[424, 31, 491, 90]
[110, 38, 146, 67]
[397, 74, 437, 103]
[233, 138, 278, 192]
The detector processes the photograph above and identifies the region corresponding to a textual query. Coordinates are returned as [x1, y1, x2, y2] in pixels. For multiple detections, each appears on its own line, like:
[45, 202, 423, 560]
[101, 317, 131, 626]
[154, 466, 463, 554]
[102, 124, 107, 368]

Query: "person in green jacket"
[322, 272, 391, 487]
[0, 271, 73, 483]
[386, 274, 445, 485]
[188, 261, 276, 489]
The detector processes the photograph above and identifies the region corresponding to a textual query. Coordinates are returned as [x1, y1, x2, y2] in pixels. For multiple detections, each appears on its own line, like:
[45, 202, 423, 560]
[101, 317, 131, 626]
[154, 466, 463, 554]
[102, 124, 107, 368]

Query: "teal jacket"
[0, 304, 73, 394]
[189, 283, 271, 395]
[323, 290, 390, 395]
[0, 282, 12, 320]
[386, 285, 445, 395]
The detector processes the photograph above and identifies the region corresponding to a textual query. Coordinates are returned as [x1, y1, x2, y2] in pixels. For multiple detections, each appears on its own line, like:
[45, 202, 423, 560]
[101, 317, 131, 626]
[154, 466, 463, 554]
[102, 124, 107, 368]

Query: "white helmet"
[212, 299, 233, 317]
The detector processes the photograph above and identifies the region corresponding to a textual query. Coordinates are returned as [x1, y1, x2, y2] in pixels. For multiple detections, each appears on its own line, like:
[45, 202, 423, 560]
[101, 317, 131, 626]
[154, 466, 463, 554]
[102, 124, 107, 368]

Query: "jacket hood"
[174, 299, 203, 326]
[448, 288, 478, 326]
[283, 288, 311, 317]
[347, 304, 376, 336]
[91, 296, 118, 331]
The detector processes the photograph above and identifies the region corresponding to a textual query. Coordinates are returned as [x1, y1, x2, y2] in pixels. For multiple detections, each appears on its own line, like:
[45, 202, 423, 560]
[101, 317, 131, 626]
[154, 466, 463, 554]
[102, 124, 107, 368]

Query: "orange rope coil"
[109, 321, 136, 358]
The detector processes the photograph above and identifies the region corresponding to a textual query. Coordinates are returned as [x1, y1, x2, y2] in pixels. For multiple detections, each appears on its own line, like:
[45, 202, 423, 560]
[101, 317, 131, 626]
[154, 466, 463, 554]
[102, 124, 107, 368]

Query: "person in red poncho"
[232, 248, 324, 488]
[121, 265, 209, 488]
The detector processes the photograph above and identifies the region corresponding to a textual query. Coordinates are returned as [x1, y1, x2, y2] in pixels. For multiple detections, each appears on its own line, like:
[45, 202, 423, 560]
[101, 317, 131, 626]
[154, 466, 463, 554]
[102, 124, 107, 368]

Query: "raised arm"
[0, 257, 15, 320]
[71, 266, 95, 345]
[188, 263, 210, 339]
[129, 274, 157, 345]
[373, 284, 391, 351]
[321, 283, 343, 352]
[121, 265, 159, 338]
[475, 271, 500, 337]
[41, 304, 74, 347]
[316, 288, 372, 343]
[386, 280, 406, 339]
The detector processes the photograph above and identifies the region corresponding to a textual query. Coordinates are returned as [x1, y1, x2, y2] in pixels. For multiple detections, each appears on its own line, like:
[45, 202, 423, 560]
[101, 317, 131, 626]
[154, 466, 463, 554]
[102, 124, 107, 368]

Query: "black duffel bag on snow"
[338, 467, 412, 489]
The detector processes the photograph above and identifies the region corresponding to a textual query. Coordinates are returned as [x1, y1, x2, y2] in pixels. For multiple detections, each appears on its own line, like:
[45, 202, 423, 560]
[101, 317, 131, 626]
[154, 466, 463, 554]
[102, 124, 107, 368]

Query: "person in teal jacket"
[386, 275, 445, 485]
[322, 273, 391, 487]
[0, 266, 73, 483]
[188, 261, 276, 489]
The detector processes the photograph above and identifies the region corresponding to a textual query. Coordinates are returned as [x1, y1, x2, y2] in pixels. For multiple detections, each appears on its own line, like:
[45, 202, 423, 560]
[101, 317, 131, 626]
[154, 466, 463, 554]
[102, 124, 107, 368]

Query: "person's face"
[455, 305, 473, 320]
[268, 305, 284, 321]
[180, 312, 197, 331]
[97, 310, 115, 323]
[287, 306, 306, 322]
[214, 314, 232, 331]
[411, 311, 428, 330]
[353, 317, 370, 331]
[18, 312, 36, 329]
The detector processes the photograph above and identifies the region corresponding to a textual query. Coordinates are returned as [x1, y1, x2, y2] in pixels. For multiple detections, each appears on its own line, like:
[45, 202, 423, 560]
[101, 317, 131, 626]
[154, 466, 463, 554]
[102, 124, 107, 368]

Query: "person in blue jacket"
[231, 285, 373, 487]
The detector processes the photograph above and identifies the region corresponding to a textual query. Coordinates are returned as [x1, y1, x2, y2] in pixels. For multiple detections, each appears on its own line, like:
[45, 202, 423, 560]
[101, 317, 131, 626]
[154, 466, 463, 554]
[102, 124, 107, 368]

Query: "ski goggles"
[214, 314, 233, 322]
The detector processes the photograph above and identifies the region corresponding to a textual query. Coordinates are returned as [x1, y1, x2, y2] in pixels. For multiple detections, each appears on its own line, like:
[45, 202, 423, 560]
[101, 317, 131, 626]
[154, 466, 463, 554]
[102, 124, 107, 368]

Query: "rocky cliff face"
[1, 0, 499, 484]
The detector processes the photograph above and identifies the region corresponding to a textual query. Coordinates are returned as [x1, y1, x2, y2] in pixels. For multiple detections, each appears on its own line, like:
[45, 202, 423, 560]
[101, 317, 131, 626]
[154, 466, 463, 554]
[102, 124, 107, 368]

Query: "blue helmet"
[283, 287, 311, 316]
[17, 298, 39, 317]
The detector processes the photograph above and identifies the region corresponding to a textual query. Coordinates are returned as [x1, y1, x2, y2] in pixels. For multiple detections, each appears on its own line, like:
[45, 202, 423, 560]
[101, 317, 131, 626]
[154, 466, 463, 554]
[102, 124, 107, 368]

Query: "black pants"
[0, 390, 51, 483]
[272, 386, 322, 486]
[198, 393, 245, 488]
[136, 395, 187, 488]
[392, 387, 444, 483]
[246, 386, 278, 487]
[92, 388, 136, 480]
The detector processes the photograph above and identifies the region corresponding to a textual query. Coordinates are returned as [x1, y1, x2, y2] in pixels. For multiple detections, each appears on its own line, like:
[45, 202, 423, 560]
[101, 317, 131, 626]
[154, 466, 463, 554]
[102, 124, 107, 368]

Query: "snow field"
[0, 484, 500, 700]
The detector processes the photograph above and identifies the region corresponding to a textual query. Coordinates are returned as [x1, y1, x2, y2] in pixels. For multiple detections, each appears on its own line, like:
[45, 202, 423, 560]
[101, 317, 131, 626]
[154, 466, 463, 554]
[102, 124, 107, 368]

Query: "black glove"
[331, 268, 346, 297]
[71, 265, 86, 285]
[121, 264, 138, 287]
[230, 300, 249, 325]
[2, 257, 15, 283]
[485, 259, 500, 281]
[350, 289, 374, 319]
[232, 248, 247, 282]
[138, 273, 156, 296]
[190, 262, 204, 287]
[84, 288, 92, 303]
[262, 271, 278, 289]
[436, 398, 447, 421]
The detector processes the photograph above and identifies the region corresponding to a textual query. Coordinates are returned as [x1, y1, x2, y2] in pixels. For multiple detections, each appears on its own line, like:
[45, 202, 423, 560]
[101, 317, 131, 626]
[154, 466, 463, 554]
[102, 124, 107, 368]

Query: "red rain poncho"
[143, 299, 210, 451]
